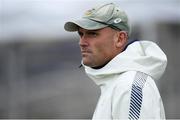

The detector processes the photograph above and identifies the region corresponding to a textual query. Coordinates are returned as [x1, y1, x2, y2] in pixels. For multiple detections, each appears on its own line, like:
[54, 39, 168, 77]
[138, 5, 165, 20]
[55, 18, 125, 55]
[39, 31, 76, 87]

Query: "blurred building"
[0, 0, 180, 119]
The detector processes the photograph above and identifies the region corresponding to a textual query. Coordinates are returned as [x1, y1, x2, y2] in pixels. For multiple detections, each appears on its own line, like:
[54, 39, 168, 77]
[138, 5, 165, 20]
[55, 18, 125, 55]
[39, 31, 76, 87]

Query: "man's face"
[78, 27, 118, 68]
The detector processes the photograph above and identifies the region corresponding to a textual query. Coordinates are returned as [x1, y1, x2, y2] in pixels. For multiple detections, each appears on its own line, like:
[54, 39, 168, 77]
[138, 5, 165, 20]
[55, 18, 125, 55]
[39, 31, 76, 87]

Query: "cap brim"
[64, 18, 108, 32]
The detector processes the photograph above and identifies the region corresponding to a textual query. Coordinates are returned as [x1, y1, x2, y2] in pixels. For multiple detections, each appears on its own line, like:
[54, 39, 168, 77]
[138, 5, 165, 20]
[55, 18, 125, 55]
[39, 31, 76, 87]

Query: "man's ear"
[115, 31, 128, 48]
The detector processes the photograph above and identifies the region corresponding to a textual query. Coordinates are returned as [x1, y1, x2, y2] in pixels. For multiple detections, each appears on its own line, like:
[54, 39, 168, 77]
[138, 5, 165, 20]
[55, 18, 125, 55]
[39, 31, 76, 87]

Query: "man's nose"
[79, 36, 88, 47]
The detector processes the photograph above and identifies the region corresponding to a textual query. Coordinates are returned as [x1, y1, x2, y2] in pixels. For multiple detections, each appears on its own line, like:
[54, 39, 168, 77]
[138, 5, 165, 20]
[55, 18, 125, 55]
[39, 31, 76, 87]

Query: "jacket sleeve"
[111, 76, 165, 119]
[139, 77, 166, 119]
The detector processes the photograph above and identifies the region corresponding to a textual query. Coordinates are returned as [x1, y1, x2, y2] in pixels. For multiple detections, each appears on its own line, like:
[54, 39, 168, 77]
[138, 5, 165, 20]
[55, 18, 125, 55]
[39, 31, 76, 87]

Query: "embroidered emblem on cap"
[84, 8, 95, 16]
[114, 18, 122, 24]
[84, 10, 92, 16]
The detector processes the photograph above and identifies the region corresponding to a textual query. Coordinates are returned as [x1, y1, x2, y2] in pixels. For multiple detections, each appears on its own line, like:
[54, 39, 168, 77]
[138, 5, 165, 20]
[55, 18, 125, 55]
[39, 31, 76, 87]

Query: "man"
[64, 3, 167, 119]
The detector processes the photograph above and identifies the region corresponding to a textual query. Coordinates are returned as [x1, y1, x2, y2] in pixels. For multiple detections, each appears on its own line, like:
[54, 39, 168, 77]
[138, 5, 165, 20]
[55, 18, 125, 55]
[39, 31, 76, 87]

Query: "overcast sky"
[0, 0, 180, 41]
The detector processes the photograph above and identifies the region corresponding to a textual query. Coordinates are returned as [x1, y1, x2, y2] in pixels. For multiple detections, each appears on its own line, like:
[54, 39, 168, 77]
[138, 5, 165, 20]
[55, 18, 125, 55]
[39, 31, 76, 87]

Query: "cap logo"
[84, 8, 95, 16]
[114, 18, 122, 24]
[85, 10, 92, 16]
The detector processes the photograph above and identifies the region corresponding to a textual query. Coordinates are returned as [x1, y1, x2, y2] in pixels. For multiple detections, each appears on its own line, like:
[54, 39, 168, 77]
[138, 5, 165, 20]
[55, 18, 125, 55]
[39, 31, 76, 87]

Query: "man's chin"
[82, 61, 91, 67]
[83, 59, 110, 69]
[82, 59, 93, 67]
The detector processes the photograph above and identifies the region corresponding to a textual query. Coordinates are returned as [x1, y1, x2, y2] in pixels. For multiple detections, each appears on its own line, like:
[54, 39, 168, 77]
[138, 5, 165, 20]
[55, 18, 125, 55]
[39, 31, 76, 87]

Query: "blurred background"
[0, 0, 180, 119]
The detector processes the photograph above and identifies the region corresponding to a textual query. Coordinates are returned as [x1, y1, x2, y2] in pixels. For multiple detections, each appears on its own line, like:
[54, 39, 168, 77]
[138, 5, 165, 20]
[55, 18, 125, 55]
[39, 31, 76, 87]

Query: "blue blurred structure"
[0, 0, 180, 119]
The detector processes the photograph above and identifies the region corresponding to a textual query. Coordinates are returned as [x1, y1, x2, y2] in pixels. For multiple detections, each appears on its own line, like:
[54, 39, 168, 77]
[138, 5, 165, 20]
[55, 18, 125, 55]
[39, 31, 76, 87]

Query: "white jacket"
[83, 41, 167, 119]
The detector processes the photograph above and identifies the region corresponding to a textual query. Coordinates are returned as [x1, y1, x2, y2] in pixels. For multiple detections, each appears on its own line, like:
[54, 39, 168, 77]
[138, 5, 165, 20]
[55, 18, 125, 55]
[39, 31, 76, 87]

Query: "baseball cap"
[64, 3, 130, 34]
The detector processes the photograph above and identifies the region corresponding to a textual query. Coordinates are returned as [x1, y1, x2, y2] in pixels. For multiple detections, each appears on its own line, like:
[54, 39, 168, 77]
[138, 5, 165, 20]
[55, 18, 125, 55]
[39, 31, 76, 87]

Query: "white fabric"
[82, 41, 167, 119]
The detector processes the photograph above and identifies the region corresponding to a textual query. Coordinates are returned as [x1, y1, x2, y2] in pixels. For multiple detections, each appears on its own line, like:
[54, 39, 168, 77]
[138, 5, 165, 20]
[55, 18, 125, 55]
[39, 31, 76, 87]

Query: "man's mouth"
[81, 50, 91, 53]
[81, 50, 92, 56]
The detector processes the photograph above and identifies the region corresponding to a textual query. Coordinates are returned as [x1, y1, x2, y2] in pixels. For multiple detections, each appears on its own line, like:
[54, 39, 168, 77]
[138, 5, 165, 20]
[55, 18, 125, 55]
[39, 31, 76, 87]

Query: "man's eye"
[88, 32, 98, 36]
[78, 31, 83, 37]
